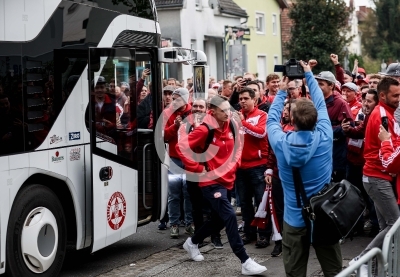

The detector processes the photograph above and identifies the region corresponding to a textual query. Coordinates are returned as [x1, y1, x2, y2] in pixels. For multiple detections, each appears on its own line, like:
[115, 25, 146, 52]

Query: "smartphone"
[342, 112, 348, 122]
[382, 116, 389, 131]
[145, 63, 151, 70]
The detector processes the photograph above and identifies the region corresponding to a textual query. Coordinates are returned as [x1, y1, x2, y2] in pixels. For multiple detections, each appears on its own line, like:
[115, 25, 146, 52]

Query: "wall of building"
[235, 0, 283, 82]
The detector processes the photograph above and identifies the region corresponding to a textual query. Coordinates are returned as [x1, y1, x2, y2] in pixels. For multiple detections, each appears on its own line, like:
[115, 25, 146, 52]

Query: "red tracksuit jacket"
[239, 107, 268, 169]
[364, 102, 400, 181]
[380, 139, 400, 204]
[176, 114, 242, 190]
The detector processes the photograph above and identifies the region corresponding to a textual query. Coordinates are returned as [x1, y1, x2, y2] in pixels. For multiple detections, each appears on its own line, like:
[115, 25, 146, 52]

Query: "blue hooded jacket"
[267, 71, 333, 228]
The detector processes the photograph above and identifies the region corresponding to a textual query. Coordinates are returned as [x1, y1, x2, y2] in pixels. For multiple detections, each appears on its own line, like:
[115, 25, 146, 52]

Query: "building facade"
[155, 0, 247, 82]
[234, 0, 288, 81]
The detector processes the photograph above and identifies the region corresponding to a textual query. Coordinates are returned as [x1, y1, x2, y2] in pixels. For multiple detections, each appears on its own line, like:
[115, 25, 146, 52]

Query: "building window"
[256, 13, 265, 34]
[191, 40, 196, 50]
[272, 14, 277, 35]
[257, 55, 267, 81]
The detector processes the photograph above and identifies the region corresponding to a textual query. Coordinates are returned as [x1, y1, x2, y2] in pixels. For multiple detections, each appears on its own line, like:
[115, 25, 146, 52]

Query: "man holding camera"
[267, 61, 342, 277]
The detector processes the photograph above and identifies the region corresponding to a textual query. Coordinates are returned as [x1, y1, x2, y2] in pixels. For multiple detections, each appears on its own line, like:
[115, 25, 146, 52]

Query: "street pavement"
[60, 219, 372, 277]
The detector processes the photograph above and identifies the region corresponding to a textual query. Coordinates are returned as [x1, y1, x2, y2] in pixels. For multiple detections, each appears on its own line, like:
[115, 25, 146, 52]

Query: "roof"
[154, 0, 248, 17]
[218, 0, 248, 17]
[154, 0, 183, 8]
[276, 0, 289, 9]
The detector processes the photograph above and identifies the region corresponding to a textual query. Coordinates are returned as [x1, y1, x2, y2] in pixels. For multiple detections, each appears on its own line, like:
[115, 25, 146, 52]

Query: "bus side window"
[0, 57, 25, 155]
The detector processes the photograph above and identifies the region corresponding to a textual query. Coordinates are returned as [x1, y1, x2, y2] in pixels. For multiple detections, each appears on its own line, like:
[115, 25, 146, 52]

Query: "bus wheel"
[6, 184, 67, 277]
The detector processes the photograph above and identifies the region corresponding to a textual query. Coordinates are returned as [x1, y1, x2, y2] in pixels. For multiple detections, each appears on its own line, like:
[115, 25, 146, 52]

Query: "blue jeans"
[236, 165, 270, 238]
[167, 157, 193, 226]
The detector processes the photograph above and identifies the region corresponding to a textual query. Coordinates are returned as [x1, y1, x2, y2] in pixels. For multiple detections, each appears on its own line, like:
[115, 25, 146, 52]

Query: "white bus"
[0, 1, 198, 276]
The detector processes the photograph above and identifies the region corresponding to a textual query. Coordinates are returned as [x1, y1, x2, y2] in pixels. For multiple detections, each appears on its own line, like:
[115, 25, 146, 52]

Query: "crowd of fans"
[160, 54, 400, 276]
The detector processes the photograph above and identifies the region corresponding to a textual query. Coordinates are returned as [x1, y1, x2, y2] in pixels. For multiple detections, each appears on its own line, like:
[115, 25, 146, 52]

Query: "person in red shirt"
[265, 74, 280, 103]
[234, 87, 269, 248]
[350, 77, 400, 274]
[163, 88, 193, 238]
[342, 82, 362, 120]
[177, 95, 267, 275]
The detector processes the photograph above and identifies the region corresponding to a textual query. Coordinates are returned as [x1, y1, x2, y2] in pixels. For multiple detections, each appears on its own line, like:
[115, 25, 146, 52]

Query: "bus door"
[88, 47, 144, 252]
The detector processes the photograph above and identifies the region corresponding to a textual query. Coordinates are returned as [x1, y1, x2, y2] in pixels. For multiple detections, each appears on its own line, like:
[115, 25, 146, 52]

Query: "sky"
[352, 0, 375, 8]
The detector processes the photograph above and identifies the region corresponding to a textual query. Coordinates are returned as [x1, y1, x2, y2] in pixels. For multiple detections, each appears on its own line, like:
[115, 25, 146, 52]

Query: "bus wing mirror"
[158, 47, 201, 64]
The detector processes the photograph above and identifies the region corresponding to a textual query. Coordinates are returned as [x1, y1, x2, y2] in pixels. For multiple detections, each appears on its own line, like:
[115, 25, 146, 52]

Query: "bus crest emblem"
[107, 192, 126, 230]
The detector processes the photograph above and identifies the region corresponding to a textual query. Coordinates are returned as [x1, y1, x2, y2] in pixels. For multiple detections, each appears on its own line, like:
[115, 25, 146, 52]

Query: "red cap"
[358, 67, 366, 74]
[357, 78, 369, 86]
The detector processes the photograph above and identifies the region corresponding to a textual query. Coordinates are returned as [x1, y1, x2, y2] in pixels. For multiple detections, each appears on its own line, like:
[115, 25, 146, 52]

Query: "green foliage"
[362, 55, 382, 74]
[360, 0, 400, 61]
[348, 53, 364, 69]
[284, 0, 352, 71]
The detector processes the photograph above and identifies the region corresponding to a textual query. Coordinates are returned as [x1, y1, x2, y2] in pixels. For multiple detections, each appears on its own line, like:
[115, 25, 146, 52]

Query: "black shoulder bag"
[292, 167, 366, 246]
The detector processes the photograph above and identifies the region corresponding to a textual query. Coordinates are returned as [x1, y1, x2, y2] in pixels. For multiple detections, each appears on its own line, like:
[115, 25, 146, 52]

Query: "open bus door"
[88, 47, 161, 252]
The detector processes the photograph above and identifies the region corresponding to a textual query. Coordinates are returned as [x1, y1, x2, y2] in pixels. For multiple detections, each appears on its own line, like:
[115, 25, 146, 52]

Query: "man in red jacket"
[163, 88, 193, 238]
[234, 87, 270, 248]
[177, 95, 267, 276]
[350, 77, 400, 275]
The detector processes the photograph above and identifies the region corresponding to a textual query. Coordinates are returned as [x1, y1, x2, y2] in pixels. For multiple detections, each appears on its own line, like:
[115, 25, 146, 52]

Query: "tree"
[284, 0, 352, 71]
[360, 0, 400, 62]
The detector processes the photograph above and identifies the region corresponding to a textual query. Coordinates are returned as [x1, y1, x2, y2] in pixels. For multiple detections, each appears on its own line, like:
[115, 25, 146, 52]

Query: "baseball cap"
[163, 85, 175, 93]
[94, 76, 106, 84]
[356, 78, 369, 86]
[315, 71, 336, 84]
[172, 87, 189, 104]
[358, 68, 366, 75]
[342, 82, 358, 92]
[379, 63, 400, 77]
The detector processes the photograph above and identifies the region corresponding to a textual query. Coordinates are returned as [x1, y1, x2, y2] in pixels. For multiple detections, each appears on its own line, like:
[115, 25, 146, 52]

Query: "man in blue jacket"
[267, 61, 342, 277]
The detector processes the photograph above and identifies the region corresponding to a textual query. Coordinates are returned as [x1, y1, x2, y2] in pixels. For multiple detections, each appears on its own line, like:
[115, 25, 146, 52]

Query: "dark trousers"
[236, 165, 270, 238]
[272, 176, 284, 242]
[191, 184, 249, 263]
[346, 162, 374, 233]
[282, 222, 342, 277]
[331, 169, 346, 182]
[186, 180, 221, 240]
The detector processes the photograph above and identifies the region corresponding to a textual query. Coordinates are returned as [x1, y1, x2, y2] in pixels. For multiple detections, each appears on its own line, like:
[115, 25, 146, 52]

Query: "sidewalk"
[99, 232, 371, 277]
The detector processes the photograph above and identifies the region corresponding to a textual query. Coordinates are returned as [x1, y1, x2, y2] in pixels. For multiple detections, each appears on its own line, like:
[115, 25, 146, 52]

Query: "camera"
[274, 58, 305, 80]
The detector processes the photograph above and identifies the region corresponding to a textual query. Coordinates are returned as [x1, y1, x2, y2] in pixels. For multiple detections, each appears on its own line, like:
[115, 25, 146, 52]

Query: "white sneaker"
[359, 264, 368, 277]
[241, 258, 267, 275]
[349, 257, 368, 277]
[231, 198, 236, 206]
[183, 238, 204, 262]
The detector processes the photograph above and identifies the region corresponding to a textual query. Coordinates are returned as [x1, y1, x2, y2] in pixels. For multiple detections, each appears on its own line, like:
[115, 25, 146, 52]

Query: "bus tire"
[6, 184, 67, 277]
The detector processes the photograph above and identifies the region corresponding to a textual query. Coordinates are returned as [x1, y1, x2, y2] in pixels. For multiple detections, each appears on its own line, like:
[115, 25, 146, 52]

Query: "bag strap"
[292, 167, 312, 216]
